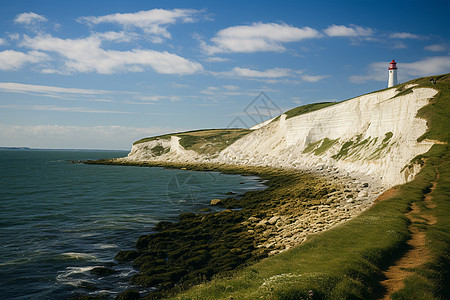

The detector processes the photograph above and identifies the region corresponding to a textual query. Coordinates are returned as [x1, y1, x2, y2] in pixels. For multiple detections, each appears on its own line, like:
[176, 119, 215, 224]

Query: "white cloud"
[0, 82, 118, 96]
[349, 61, 393, 84]
[8, 33, 20, 41]
[92, 31, 138, 43]
[214, 67, 327, 84]
[401, 56, 450, 76]
[301, 74, 329, 82]
[200, 85, 254, 98]
[324, 24, 373, 37]
[14, 12, 47, 25]
[425, 44, 447, 52]
[138, 95, 182, 102]
[0, 82, 193, 105]
[0, 104, 130, 114]
[20, 34, 203, 75]
[0, 124, 181, 150]
[0, 38, 6, 46]
[222, 67, 293, 78]
[201, 86, 220, 95]
[389, 32, 421, 39]
[79, 9, 202, 42]
[203, 22, 321, 54]
[392, 42, 407, 49]
[349, 56, 450, 84]
[223, 85, 239, 91]
[202, 56, 230, 63]
[0, 50, 48, 70]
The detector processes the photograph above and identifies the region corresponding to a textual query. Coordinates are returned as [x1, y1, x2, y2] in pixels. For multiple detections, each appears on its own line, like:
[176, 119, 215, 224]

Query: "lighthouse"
[388, 59, 398, 88]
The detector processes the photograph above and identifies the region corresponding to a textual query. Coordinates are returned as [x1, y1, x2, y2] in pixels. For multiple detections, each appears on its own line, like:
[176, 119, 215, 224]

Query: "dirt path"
[377, 173, 438, 299]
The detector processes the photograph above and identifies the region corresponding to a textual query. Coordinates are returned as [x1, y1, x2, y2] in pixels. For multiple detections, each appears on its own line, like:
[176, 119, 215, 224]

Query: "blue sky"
[1, 0, 449, 150]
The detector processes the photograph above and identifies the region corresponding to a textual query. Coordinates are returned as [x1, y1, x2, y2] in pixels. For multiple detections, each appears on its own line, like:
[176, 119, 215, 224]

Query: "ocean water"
[0, 150, 266, 299]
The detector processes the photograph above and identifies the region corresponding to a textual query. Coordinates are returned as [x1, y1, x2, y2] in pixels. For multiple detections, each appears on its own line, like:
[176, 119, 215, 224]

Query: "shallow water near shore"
[0, 149, 266, 299]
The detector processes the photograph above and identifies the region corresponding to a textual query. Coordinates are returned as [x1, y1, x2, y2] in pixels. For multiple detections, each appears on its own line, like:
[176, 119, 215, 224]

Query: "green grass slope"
[284, 102, 337, 119]
[133, 128, 250, 155]
[171, 74, 450, 300]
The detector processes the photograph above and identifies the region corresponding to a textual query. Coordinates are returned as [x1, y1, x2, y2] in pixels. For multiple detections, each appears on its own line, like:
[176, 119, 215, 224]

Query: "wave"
[59, 252, 97, 261]
[56, 266, 95, 286]
[0, 257, 30, 267]
[94, 243, 118, 249]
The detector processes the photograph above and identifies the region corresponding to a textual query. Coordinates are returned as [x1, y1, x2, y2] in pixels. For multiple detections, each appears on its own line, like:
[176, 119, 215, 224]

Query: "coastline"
[83, 158, 387, 298]
[73, 75, 448, 299]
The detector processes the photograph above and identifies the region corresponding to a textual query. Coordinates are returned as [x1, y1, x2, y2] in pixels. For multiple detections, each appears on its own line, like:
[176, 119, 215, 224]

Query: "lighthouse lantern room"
[388, 59, 398, 88]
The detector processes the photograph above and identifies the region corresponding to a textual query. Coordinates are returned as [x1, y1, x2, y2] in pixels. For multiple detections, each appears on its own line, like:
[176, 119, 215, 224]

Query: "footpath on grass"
[378, 169, 438, 299]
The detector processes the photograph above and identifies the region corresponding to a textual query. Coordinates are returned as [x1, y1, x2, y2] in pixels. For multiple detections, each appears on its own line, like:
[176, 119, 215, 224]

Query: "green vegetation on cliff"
[133, 128, 250, 155]
[284, 102, 337, 119]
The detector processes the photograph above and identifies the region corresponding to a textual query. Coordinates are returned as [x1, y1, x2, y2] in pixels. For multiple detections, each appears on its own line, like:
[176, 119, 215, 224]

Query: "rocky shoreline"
[81, 159, 385, 299]
[249, 172, 385, 256]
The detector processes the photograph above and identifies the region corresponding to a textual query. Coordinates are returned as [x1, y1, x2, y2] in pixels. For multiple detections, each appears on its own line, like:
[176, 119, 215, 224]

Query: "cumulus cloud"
[0, 50, 48, 70]
[349, 56, 450, 84]
[79, 8, 202, 42]
[203, 22, 321, 54]
[20, 34, 203, 75]
[14, 12, 47, 25]
[324, 24, 373, 37]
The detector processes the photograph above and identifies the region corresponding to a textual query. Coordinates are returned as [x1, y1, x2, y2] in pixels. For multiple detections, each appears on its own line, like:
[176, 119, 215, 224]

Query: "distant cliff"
[123, 76, 444, 187]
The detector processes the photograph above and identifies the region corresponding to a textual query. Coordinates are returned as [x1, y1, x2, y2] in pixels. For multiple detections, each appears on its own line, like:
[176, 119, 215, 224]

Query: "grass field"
[167, 74, 449, 300]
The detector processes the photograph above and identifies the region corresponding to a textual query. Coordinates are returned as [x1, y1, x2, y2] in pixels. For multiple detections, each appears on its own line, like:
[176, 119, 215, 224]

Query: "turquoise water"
[0, 150, 266, 299]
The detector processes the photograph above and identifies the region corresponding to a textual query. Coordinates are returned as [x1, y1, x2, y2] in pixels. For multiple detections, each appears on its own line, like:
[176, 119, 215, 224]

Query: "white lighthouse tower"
[388, 59, 398, 87]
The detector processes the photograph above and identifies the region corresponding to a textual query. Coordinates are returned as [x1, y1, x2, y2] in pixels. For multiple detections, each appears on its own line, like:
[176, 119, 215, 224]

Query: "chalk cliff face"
[125, 85, 438, 187]
[127, 136, 203, 162]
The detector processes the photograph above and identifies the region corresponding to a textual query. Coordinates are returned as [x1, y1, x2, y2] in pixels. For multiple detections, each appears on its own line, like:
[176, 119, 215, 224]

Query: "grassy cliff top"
[283, 101, 337, 119]
[133, 128, 251, 155]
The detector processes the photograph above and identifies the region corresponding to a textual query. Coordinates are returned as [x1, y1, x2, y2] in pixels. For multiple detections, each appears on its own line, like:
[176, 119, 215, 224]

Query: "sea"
[0, 149, 267, 299]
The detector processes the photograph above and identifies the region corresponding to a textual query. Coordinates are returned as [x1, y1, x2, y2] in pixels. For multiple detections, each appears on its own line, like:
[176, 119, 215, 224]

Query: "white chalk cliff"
[124, 85, 438, 188]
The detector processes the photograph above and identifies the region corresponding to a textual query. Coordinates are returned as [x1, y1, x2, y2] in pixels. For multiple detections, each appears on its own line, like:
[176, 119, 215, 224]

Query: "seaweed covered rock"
[116, 289, 141, 300]
[115, 250, 139, 262]
[129, 207, 264, 296]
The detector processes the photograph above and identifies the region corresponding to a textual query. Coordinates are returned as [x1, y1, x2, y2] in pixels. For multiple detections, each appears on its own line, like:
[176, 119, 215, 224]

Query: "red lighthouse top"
[389, 59, 397, 70]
